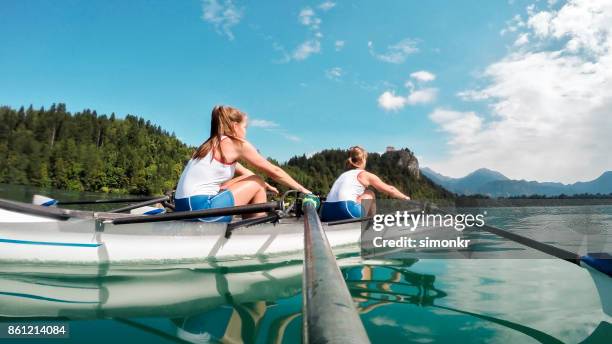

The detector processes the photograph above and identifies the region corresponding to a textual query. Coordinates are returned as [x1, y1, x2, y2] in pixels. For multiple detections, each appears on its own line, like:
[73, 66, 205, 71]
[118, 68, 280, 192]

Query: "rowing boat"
[0, 197, 361, 265]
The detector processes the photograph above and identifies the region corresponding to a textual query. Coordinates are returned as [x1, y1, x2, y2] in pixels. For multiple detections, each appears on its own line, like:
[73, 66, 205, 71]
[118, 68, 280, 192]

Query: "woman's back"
[326, 169, 366, 202]
[175, 147, 235, 198]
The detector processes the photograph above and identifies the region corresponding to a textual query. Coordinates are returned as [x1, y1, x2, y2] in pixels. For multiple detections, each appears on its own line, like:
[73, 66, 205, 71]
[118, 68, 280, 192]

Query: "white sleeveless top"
[326, 169, 366, 202]
[175, 137, 236, 198]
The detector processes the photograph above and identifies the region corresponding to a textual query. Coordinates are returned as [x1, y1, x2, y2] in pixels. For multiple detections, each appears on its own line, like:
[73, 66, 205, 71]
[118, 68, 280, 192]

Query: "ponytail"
[346, 146, 368, 169]
[192, 105, 246, 160]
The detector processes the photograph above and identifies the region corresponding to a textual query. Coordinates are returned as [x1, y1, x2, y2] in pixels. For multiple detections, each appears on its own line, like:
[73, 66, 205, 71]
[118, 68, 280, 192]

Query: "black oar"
[108, 196, 169, 213]
[111, 201, 282, 225]
[33, 194, 168, 206]
[425, 202, 611, 315]
[430, 205, 586, 266]
[58, 197, 165, 205]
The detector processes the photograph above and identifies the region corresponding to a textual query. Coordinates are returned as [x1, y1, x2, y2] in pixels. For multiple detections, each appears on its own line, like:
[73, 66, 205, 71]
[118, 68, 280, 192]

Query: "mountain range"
[420, 167, 612, 197]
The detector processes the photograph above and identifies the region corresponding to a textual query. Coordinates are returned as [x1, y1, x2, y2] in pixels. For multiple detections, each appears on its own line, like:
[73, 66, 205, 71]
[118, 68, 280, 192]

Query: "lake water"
[0, 184, 610, 343]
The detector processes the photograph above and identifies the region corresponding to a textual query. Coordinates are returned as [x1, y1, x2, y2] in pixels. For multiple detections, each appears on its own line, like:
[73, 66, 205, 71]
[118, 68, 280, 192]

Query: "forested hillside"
[0, 104, 192, 195]
[280, 149, 453, 200]
[1, 104, 453, 200]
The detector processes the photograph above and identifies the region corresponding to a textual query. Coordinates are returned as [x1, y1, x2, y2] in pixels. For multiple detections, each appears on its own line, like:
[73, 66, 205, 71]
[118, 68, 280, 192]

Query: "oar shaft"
[108, 196, 169, 213]
[111, 201, 281, 225]
[302, 202, 370, 344]
[480, 224, 581, 265]
[58, 197, 163, 205]
[433, 206, 581, 265]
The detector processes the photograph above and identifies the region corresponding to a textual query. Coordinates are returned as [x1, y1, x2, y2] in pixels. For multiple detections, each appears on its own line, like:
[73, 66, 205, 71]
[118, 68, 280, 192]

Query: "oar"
[111, 201, 282, 225]
[107, 196, 169, 213]
[424, 202, 612, 316]
[351, 197, 610, 315]
[33, 194, 169, 215]
[33, 194, 167, 206]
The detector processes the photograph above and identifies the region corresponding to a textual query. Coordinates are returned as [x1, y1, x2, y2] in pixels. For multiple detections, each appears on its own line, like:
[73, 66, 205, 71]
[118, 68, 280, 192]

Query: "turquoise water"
[0, 185, 610, 343]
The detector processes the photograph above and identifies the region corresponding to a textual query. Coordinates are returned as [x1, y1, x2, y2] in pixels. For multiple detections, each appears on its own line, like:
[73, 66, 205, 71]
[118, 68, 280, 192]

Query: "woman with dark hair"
[175, 105, 311, 222]
[320, 146, 410, 222]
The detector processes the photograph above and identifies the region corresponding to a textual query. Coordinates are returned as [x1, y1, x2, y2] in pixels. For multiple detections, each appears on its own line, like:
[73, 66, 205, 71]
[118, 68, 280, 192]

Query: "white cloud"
[250, 119, 300, 142]
[407, 88, 438, 104]
[318, 1, 336, 11]
[299, 8, 319, 28]
[201, 0, 243, 40]
[378, 72, 438, 111]
[500, 14, 526, 35]
[281, 133, 301, 142]
[456, 89, 489, 101]
[292, 40, 321, 60]
[368, 38, 419, 64]
[298, 7, 322, 32]
[514, 33, 530, 46]
[528, 11, 553, 37]
[325, 67, 343, 81]
[529, 0, 612, 54]
[430, 0, 612, 183]
[429, 109, 483, 146]
[410, 70, 436, 82]
[378, 91, 406, 111]
[280, 6, 330, 62]
[335, 40, 345, 51]
[250, 119, 279, 128]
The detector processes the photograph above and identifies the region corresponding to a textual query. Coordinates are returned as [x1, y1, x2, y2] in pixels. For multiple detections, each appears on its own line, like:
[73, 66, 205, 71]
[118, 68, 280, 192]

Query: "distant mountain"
[452, 168, 509, 195]
[421, 167, 509, 195]
[572, 171, 612, 194]
[477, 179, 567, 197]
[420, 167, 452, 185]
[421, 168, 612, 197]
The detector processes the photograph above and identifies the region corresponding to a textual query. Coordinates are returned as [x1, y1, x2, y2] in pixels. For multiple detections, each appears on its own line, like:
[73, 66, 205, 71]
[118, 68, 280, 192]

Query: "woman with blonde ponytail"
[320, 146, 410, 222]
[175, 105, 312, 222]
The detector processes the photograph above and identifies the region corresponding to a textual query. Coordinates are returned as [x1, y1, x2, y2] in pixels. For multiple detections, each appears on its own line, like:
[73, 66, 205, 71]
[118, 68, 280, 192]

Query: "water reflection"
[347, 260, 610, 344]
[0, 259, 609, 343]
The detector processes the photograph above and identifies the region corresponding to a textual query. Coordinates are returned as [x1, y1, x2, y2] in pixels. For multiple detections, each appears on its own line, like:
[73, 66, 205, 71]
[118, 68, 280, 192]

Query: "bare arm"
[239, 141, 312, 194]
[363, 172, 410, 200]
[234, 162, 255, 177]
[235, 162, 279, 194]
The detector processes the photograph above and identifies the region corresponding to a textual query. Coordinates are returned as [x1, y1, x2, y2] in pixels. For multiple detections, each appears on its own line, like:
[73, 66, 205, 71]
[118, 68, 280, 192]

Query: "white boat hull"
[0, 207, 361, 265]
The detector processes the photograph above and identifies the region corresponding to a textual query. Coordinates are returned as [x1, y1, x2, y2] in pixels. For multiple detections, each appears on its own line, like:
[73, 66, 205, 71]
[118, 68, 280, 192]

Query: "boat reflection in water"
[1, 258, 610, 343]
[0, 255, 378, 343]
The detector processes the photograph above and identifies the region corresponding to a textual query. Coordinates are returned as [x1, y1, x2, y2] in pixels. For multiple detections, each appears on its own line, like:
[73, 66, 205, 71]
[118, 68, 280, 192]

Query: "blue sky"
[1, 1, 610, 183]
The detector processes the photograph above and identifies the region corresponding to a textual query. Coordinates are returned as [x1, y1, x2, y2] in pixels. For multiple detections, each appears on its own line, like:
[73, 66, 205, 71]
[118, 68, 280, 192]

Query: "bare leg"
[222, 175, 267, 218]
[357, 189, 376, 216]
[221, 174, 256, 189]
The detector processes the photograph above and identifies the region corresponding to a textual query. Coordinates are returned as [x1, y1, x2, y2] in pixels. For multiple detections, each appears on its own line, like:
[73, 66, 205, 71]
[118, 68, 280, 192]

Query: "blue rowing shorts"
[174, 190, 235, 223]
[320, 200, 362, 222]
